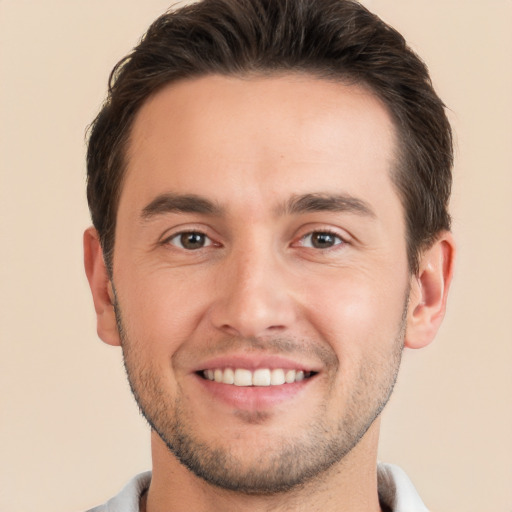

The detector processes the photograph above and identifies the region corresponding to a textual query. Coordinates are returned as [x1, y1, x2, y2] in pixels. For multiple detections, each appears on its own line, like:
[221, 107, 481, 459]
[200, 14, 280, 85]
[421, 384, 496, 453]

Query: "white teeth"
[285, 369, 296, 383]
[271, 368, 286, 385]
[234, 368, 253, 386]
[253, 369, 271, 386]
[222, 368, 234, 384]
[202, 367, 312, 386]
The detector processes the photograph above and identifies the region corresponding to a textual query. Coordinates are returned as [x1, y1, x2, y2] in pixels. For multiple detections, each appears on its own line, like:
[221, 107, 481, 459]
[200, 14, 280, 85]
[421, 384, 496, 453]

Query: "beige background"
[1, 1, 511, 511]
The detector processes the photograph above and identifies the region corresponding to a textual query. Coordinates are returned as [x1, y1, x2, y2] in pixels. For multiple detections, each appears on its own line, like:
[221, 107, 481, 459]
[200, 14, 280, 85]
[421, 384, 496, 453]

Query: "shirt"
[86, 463, 429, 512]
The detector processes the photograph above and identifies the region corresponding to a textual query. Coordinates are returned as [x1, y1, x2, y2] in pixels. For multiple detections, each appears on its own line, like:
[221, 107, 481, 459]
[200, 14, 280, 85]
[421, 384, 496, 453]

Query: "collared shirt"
[86, 463, 429, 512]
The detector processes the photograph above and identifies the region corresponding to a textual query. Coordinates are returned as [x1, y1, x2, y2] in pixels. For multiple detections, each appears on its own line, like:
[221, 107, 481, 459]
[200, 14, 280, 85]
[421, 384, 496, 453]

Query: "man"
[83, 0, 455, 510]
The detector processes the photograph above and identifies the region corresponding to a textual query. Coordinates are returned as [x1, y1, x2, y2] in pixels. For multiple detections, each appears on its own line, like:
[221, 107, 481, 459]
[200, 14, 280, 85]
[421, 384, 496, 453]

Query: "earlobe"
[83, 227, 121, 346]
[404, 231, 456, 349]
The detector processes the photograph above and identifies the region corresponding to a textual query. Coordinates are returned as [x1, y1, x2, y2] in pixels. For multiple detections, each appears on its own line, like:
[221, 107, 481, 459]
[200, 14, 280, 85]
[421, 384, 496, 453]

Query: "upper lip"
[191, 354, 321, 373]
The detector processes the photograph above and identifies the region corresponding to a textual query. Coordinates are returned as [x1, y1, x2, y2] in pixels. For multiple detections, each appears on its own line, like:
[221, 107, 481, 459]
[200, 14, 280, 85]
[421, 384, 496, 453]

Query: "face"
[112, 74, 411, 493]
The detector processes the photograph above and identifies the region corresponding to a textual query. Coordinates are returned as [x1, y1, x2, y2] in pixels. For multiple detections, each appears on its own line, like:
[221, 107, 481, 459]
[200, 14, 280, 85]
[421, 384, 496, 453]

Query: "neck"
[144, 422, 383, 512]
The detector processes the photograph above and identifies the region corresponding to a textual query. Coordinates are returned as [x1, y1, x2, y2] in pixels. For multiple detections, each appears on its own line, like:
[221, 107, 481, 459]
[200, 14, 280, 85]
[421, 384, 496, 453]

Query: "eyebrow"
[140, 191, 375, 221]
[141, 193, 224, 220]
[280, 193, 376, 218]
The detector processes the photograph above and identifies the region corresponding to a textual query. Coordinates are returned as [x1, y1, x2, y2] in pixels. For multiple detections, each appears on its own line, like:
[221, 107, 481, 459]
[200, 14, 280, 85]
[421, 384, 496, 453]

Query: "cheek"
[305, 277, 407, 407]
[115, 269, 209, 354]
[301, 269, 407, 354]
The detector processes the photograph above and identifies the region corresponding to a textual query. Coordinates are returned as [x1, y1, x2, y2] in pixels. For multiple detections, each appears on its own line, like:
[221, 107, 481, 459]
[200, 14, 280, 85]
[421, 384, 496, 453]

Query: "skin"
[84, 74, 455, 512]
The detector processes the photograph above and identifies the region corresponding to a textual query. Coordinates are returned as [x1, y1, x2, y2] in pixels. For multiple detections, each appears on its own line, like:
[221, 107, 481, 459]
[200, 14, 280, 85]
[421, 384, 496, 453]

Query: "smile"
[201, 368, 315, 387]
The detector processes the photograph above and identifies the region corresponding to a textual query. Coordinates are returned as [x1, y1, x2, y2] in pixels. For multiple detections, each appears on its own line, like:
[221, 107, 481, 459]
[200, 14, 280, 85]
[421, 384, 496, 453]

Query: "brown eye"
[302, 232, 343, 249]
[168, 232, 212, 250]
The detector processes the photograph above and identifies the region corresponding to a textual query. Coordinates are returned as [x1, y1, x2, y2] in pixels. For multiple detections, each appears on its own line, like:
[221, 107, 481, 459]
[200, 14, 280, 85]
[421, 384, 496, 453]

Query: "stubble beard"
[114, 298, 406, 495]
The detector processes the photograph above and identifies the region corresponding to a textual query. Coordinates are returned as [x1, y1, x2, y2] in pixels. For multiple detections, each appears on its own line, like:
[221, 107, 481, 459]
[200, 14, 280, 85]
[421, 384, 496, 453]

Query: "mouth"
[198, 367, 317, 387]
[191, 355, 321, 410]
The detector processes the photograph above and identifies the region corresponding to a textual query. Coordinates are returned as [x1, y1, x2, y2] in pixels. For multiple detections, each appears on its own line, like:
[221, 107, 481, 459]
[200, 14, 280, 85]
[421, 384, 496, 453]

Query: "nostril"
[209, 283, 297, 338]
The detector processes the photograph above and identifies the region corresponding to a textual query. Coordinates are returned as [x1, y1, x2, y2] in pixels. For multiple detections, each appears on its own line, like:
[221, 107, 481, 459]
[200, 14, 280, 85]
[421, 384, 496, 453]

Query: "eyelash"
[297, 230, 346, 250]
[163, 230, 216, 250]
[161, 228, 347, 252]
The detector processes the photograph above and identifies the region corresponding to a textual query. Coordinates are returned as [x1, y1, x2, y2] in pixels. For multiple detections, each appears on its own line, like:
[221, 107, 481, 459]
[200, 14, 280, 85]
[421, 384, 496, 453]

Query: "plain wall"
[1, 1, 510, 511]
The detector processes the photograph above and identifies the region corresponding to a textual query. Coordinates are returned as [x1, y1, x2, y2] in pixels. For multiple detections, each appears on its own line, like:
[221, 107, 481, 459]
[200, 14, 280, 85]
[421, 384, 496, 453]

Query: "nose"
[208, 245, 297, 338]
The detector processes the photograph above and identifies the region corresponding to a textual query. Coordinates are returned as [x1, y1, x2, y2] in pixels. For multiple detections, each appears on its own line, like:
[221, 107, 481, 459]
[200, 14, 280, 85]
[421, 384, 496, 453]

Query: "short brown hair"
[87, 0, 452, 274]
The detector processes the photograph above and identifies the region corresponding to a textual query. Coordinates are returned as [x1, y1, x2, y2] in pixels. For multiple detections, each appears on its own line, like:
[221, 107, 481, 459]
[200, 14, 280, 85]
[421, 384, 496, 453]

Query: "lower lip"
[194, 374, 314, 410]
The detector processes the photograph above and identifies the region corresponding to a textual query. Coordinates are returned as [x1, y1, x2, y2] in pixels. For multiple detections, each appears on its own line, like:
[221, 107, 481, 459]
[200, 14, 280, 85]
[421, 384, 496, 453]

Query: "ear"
[83, 227, 121, 346]
[404, 231, 456, 349]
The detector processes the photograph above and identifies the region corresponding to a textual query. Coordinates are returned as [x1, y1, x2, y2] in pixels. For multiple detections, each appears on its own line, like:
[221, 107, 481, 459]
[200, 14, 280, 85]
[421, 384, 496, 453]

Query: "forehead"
[121, 74, 399, 218]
